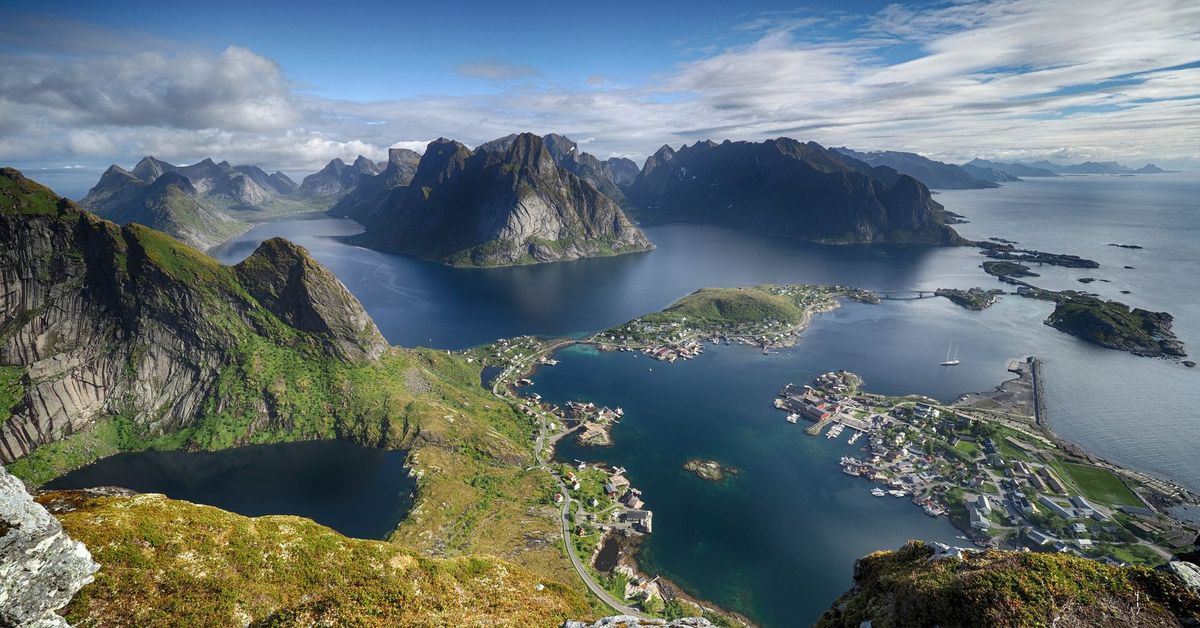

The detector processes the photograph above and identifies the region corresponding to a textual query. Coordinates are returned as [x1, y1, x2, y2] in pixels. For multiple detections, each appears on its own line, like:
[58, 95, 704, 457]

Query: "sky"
[1, 0, 1198, 197]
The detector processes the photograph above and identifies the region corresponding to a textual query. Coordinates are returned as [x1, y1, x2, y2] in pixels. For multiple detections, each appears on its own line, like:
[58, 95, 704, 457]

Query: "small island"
[936, 287, 1000, 310]
[683, 458, 739, 482]
[982, 260, 1040, 280]
[1047, 297, 1185, 357]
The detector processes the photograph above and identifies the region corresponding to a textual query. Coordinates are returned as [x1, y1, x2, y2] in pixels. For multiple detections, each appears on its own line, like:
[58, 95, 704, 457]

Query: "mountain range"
[80, 157, 329, 249]
[337, 133, 653, 266]
[833, 147, 999, 189]
[627, 138, 963, 244]
[965, 158, 1172, 179]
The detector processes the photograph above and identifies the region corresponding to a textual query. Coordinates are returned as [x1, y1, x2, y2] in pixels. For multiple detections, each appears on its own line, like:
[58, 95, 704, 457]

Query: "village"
[774, 359, 1199, 567]
[589, 284, 873, 361]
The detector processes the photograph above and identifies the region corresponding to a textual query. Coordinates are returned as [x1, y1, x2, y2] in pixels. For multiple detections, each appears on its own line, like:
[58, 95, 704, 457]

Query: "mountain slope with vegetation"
[37, 488, 588, 627]
[1, 166, 597, 622]
[817, 541, 1200, 627]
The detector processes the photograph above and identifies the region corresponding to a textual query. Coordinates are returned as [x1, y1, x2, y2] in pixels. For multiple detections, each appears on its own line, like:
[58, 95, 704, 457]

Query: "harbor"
[773, 359, 1200, 565]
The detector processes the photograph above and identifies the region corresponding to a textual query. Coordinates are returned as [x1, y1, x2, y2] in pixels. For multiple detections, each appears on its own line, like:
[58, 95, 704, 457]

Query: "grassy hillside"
[40, 489, 588, 627]
[643, 287, 805, 326]
[817, 541, 1200, 627]
[2, 167, 594, 619]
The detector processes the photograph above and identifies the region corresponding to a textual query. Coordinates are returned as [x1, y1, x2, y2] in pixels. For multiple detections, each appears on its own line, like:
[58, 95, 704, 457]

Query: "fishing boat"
[940, 343, 960, 366]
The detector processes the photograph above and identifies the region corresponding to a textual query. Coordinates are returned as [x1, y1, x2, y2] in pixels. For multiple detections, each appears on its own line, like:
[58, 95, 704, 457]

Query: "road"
[490, 343, 648, 619]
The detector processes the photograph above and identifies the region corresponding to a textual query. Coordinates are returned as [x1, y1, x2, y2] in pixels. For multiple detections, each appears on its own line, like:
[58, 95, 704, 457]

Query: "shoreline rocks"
[683, 459, 738, 482]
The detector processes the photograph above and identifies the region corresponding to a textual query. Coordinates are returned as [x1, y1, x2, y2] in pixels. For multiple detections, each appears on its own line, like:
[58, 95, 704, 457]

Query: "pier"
[1031, 357, 1046, 427]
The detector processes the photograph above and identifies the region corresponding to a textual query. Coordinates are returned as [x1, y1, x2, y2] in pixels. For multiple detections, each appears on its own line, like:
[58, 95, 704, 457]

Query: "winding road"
[491, 343, 647, 619]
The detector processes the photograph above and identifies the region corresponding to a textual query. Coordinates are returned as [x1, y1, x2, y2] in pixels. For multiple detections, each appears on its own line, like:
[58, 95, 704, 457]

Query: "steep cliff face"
[0, 465, 99, 628]
[234, 238, 387, 361]
[817, 541, 1200, 627]
[326, 148, 421, 224]
[0, 168, 386, 466]
[345, 134, 652, 266]
[628, 138, 963, 245]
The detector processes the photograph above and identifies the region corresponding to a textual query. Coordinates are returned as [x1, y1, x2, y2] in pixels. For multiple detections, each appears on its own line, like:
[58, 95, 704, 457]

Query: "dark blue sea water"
[44, 441, 414, 540]
[209, 173, 1200, 494]
[529, 343, 964, 625]
[182, 174, 1200, 624]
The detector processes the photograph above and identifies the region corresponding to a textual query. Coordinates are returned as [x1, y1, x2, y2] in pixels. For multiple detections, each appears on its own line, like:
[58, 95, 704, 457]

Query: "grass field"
[1056, 460, 1142, 506]
[953, 439, 982, 458]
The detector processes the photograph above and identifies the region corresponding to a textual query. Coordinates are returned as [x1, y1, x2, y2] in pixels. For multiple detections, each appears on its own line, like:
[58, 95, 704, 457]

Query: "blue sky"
[2, 0, 1198, 196]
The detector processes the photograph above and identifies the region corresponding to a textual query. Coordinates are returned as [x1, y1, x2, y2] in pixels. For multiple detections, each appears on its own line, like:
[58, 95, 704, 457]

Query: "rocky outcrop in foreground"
[35, 489, 587, 626]
[817, 541, 1200, 627]
[1, 465, 98, 627]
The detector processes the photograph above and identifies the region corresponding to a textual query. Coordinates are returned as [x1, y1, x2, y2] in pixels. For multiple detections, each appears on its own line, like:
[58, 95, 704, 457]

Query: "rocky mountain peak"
[641, 144, 677, 177]
[497, 132, 556, 175]
[234, 237, 388, 362]
[132, 156, 170, 182]
[352, 154, 381, 174]
[149, 170, 197, 196]
[541, 133, 578, 162]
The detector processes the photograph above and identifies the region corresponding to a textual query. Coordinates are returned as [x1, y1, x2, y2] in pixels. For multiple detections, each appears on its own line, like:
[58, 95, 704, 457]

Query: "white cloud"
[1, 0, 1197, 177]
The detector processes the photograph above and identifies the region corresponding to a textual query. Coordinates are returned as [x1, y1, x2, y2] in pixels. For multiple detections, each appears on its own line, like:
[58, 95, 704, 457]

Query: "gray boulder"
[1, 465, 99, 627]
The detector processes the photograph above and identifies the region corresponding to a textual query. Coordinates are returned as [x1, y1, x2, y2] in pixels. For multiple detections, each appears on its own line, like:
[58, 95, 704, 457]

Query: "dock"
[1031, 357, 1046, 427]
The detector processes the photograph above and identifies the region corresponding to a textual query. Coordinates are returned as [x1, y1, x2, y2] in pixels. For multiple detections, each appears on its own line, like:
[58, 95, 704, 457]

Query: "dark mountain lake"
[44, 441, 414, 540]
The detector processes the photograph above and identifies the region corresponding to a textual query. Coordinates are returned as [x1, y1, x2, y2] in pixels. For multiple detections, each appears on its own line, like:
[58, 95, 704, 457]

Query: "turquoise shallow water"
[531, 342, 964, 626]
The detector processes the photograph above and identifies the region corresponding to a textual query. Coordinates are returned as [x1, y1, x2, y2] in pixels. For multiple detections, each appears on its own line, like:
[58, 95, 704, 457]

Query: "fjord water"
[45, 441, 414, 540]
[531, 342, 965, 625]
[207, 175, 1199, 623]
[210, 173, 1200, 495]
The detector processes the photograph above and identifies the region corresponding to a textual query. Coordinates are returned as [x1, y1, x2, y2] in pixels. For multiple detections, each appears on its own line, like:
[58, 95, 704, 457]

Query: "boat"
[871, 488, 886, 497]
[940, 343, 960, 366]
[786, 413, 799, 424]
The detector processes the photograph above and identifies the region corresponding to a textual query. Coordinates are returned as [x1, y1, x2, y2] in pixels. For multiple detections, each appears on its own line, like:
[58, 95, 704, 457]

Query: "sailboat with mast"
[940, 343, 960, 366]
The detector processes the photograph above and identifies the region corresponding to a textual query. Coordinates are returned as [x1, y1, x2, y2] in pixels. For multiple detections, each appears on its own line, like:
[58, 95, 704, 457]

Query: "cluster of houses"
[642, 338, 704, 362]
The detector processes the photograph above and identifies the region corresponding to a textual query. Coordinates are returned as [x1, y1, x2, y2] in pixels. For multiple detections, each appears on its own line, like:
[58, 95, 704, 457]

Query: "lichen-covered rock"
[563, 616, 713, 628]
[0, 465, 98, 627]
[1169, 561, 1200, 596]
[817, 541, 1200, 627]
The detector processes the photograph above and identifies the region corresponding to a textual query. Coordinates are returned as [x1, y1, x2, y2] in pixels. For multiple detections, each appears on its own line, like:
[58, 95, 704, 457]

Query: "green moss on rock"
[39, 490, 588, 627]
[817, 541, 1200, 627]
